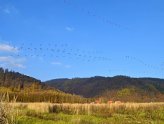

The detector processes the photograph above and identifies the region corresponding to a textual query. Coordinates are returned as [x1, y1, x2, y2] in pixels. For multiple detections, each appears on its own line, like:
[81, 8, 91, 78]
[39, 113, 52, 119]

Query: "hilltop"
[46, 76, 164, 102]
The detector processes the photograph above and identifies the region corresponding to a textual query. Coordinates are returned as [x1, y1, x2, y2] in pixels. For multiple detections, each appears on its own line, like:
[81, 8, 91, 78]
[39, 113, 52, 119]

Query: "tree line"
[0, 67, 91, 103]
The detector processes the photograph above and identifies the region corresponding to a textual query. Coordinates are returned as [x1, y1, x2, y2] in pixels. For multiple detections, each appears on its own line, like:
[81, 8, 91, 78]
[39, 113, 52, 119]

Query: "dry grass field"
[0, 102, 163, 124]
[10, 102, 164, 114]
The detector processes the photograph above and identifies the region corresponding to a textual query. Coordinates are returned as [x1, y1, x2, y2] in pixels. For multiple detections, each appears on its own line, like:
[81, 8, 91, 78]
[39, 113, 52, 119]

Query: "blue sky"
[0, 0, 164, 81]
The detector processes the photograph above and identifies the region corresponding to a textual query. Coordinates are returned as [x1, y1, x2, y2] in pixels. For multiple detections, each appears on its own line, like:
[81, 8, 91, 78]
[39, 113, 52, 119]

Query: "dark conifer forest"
[0, 67, 89, 103]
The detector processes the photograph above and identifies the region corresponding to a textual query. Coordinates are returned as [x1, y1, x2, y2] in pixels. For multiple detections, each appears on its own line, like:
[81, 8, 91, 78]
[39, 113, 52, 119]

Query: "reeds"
[0, 93, 17, 124]
[11, 102, 164, 116]
[0, 102, 8, 124]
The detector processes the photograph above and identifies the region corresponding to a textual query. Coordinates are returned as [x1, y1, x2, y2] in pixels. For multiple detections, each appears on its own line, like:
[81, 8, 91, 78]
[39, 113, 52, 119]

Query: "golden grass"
[9, 102, 164, 115]
[0, 96, 16, 124]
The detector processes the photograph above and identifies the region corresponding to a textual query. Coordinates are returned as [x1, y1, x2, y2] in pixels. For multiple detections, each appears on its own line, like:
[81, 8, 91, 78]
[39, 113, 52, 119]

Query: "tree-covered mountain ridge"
[0, 67, 89, 103]
[46, 76, 164, 102]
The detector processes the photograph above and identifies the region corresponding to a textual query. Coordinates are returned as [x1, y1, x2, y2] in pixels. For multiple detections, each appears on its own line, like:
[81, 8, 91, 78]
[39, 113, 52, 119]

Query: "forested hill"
[46, 76, 164, 102]
[0, 67, 43, 90]
[0, 67, 89, 103]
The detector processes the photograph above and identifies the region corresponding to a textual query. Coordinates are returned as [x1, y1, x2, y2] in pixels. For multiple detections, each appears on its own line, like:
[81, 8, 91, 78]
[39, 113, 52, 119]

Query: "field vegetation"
[1, 102, 164, 124]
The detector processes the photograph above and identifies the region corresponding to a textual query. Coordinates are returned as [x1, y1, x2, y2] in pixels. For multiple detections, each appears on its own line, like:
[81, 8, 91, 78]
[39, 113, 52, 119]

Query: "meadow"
[1, 102, 164, 124]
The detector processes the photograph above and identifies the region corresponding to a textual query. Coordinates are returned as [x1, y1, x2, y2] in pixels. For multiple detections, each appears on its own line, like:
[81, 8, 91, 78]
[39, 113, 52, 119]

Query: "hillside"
[46, 76, 164, 102]
[0, 67, 89, 103]
[0, 67, 43, 90]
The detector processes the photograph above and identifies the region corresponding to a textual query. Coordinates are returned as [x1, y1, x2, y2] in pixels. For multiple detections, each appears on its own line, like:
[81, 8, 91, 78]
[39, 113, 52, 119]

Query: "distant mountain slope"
[46, 76, 164, 102]
[0, 68, 89, 103]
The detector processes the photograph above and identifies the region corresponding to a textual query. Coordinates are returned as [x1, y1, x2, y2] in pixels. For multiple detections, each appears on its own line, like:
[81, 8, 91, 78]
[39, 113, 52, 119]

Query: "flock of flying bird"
[9, 42, 111, 62]
[62, 0, 163, 75]
[0, 1, 163, 76]
[4, 42, 163, 75]
[63, 0, 129, 30]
